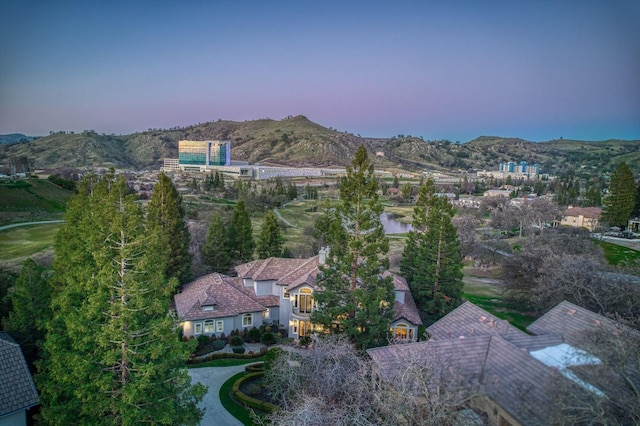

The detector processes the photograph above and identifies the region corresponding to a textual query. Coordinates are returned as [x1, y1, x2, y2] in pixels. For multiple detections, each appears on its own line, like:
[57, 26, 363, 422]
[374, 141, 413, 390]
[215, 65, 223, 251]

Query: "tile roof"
[235, 257, 315, 283]
[526, 300, 625, 347]
[393, 293, 422, 326]
[563, 207, 602, 219]
[0, 332, 39, 417]
[382, 270, 410, 291]
[174, 274, 266, 321]
[426, 301, 524, 341]
[368, 335, 563, 426]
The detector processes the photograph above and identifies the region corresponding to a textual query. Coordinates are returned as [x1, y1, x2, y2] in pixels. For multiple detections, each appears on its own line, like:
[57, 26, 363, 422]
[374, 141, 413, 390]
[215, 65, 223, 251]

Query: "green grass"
[599, 240, 640, 266]
[0, 223, 61, 268]
[463, 293, 536, 331]
[219, 372, 262, 426]
[189, 356, 265, 369]
[0, 179, 72, 225]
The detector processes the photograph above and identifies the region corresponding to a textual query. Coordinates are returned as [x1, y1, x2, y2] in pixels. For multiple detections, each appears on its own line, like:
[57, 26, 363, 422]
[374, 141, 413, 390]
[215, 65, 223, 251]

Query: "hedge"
[231, 372, 278, 413]
[188, 347, 268, 365]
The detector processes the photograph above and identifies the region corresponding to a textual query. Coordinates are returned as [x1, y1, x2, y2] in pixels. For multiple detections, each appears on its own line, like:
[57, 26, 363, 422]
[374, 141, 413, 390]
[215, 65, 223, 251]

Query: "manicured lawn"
[599, 240, 640, 266]
[0, 223, 61, 267]
[219, 372, 264, 426]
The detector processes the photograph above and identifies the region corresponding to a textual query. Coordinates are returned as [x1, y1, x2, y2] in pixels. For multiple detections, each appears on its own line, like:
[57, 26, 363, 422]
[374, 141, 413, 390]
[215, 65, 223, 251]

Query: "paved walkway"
[188, 365, 247, 426]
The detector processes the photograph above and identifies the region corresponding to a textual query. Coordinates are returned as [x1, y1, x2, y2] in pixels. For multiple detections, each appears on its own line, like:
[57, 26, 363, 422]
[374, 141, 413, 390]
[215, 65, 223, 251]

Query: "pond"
[380, 212, 413, 234]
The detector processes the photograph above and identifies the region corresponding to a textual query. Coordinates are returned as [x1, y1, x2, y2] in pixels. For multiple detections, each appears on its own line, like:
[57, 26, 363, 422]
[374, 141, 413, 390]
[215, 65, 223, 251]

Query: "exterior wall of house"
[390, 319, 418, 342]
[0, 409, 27, 426]
[560, 214, 598, 232]
[469, 396, 520, 426]
[279, 286, 293, 327]
[256, 280, 277, 296]
[395, 290, 405, 304]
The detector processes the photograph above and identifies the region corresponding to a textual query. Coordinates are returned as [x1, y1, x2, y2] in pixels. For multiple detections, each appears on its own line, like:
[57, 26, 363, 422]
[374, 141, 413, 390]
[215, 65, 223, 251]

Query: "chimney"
[319, 247, 329, 265]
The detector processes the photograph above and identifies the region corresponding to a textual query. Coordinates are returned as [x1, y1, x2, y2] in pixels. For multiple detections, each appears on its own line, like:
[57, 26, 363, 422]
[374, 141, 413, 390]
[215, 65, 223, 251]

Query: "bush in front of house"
[213, 340, 225, 350]
[230, 335, 244, 347]
[261, 332, 276, 346]
[232, 345, 246, 354]
[247, 327, 261, 343]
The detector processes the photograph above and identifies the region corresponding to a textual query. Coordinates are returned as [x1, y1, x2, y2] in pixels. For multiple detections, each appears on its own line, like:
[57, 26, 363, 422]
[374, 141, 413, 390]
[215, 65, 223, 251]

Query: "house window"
[292, 319, 298, 334]
[204, 320, 214, 334]
[194, 323, 202, 335]
[295, 288, 314, 314]
[203, 305, 214, 312]
[216, 320, 223, 333]
[283, 288, 290, 298]
[242, 314, 253, 327]
[262, 308, 270, 319]
[393, 323, 409, 340]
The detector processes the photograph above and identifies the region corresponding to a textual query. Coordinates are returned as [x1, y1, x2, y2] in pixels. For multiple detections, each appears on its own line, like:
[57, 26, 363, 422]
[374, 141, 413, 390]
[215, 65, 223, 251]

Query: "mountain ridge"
[1, 116, 638, 175]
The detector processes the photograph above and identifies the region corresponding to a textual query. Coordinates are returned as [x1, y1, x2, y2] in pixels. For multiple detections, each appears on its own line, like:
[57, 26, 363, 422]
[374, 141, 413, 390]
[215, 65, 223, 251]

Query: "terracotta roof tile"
[563, 207, 602, 219]
[174, 274, 265, 321]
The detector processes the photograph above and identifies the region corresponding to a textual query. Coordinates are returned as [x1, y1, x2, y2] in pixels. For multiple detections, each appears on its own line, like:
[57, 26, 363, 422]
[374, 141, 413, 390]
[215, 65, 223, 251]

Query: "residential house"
[483, 189, 512, 198]
[0, 332, 39, 426]
[559, 206, 602, 232]
[175, 250, 422, 341]
[368, 301, 632, 426]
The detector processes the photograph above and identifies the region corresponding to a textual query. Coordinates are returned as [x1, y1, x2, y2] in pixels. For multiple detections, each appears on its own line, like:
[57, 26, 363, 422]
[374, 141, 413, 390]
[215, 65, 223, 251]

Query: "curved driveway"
[0, 220, 64, 232]
[188, 365, 247, 426]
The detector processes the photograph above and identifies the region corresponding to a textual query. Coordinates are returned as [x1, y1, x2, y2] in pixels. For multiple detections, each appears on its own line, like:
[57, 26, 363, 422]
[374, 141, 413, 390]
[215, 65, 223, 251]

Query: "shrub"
[213, 340, 225, 351]
[261, 332, 276, 346]
[197, 335, 211, 351]
[247, 327, 261, 343]
[299, 336, 311, 347]
[232, 346, 246, 354]
[230, 335, 244, 347]
[245, 383, 262, 396]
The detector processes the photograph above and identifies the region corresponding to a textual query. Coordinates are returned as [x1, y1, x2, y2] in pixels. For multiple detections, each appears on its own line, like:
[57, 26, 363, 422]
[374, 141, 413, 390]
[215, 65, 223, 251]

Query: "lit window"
[262, 308, 270, 319]
[194, 323, 202, 335]
[204, 320, 214, 333]
[242, 314, 253, 327]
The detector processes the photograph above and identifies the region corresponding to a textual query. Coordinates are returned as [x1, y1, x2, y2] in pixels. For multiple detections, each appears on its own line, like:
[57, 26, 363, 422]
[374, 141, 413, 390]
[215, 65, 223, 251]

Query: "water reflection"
[380, 212, 413, 234]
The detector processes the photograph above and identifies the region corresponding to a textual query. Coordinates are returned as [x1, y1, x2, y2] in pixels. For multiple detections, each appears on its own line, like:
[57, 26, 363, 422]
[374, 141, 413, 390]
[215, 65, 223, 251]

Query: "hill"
[0, 133, 34, 145]
[0, 117, 638, 176]
[0, 178, 73, 225]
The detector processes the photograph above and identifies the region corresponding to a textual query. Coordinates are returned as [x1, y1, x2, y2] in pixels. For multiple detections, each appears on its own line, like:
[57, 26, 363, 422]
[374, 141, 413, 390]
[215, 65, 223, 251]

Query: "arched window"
[394, 323, 408, 340]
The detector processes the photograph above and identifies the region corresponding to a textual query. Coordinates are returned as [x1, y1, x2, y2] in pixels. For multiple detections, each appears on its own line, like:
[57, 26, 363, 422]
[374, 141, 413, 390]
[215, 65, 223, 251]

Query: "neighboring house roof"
[0, 332, 39, 418]
[235, 256, 321, 292]
[527, 300, 623, 347]
[562, 207, 602, 219]
[367, 335, 560, 425]
[174, 274, 265, 321]
[384, 271, 422, 325]
[426, 301, 523, 341]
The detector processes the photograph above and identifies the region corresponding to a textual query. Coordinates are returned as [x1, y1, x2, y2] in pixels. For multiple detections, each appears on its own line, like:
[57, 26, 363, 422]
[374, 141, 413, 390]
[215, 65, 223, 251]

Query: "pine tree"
[2, 258, 51, 371]
[401, 180, 463, 317]
[147, 172, 192, 284]
[256, 210, 284, 258]
[37, 172, 205, 425]
[202, 211, 232, 274]
[603, 162, 637, 228]
[229, 200, 255, 265]
[312, 146, 395, 350]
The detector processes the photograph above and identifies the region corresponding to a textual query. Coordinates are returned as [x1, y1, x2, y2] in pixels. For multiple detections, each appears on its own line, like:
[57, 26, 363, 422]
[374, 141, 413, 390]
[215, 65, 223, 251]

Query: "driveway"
[188, 365, 248, 426]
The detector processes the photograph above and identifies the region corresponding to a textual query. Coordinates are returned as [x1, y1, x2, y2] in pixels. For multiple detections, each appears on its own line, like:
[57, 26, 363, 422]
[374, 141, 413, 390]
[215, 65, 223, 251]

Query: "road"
[0, 220, 64, 232]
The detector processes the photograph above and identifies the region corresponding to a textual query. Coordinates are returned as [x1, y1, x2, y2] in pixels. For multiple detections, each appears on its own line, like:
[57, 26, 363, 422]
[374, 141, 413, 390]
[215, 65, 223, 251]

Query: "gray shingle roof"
[0, 332, 39, 417]
[526, 300, 624, 347]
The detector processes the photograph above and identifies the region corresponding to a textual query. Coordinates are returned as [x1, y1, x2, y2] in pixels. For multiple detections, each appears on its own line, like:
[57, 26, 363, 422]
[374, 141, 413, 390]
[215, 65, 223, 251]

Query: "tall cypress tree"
[202, 211, 232, 274]
[229, 200, 255, 265]
[256, 210, 284, 258]
[402, 180, 463, 317]
[147, 172, 192, 284]
[603, 162, 637, 228]
[37, 172, 205, 425]
[2, 258, 51, 371]
[312, 146, 395, 350]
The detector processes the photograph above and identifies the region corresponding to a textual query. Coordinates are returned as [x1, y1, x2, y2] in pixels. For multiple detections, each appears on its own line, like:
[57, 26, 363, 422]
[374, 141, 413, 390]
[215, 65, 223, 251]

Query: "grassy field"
[599, 240, 640, 265]
[0, 223, 61, 270]
[0, 179, 72, 226]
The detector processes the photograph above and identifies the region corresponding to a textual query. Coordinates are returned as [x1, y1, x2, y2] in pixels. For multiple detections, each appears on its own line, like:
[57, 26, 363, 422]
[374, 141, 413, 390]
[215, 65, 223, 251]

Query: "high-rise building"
[178, 140, 231, 168]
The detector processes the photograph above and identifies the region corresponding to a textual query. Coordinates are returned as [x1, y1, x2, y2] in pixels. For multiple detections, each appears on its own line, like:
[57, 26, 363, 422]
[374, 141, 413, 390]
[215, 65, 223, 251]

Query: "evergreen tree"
[229, 200, 255, 265]
[603, 162, 637, 228]
[202, 211, 232, 274]
[0, 266, 17, 322]
[401, 180, 463, 317]
[147, 172, 192, 284]
[287, 182, 298, 200]
[2, 258, 51, 371]
[312, 146, 395, 350]
[37, 172, 205, 425]
[256, 210, 285, 258]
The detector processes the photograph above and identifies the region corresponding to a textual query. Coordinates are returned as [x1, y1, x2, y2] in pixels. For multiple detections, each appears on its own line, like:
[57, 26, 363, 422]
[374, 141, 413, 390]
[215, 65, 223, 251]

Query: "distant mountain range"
[1, 116, 638, 176]
[0, 133, 34, 144]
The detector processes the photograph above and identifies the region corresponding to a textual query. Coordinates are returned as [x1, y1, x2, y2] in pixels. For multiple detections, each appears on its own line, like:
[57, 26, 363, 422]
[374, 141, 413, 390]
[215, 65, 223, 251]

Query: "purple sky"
[1, 1, 639, 142]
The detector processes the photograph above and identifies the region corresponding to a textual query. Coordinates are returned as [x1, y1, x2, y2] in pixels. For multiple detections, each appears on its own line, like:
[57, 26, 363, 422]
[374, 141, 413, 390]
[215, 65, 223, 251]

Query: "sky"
[1, 1, 639, 142]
